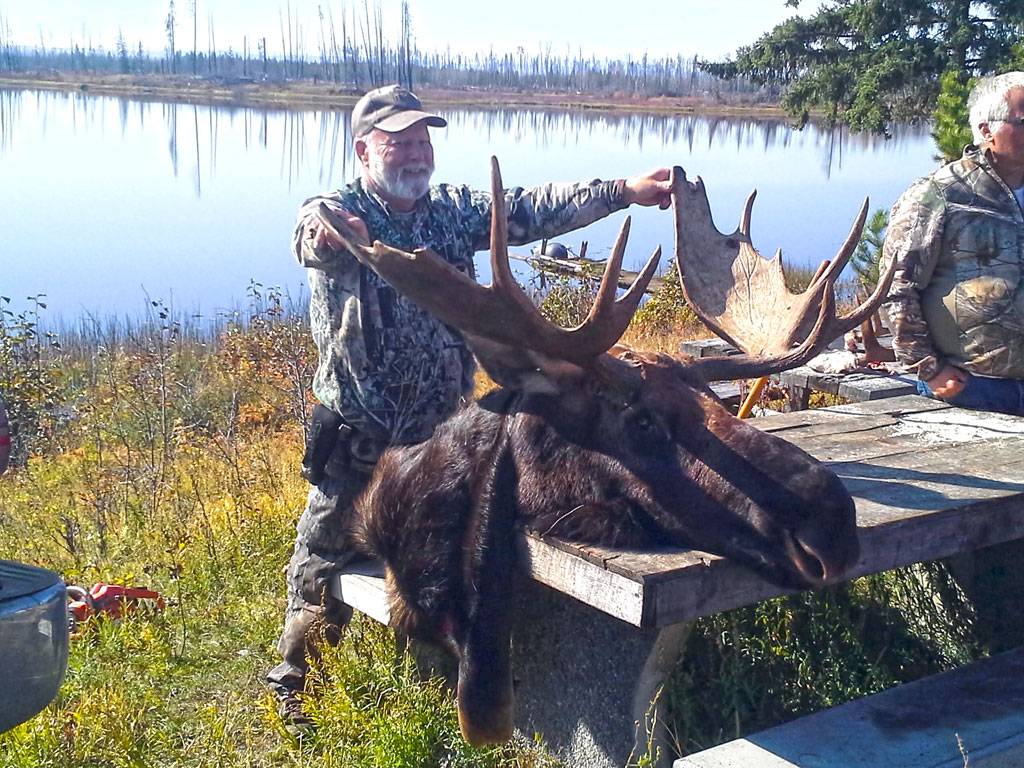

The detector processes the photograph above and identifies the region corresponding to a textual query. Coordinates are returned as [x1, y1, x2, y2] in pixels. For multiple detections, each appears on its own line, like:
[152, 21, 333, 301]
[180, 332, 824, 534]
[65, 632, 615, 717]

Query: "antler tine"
[587, 216, 632, 320]
[835, 244, 898, 329]
[613, 238, 661, 320]
[807, 197, 869, 291]
[555, 215, 661, 356]
[488, 157, 536, 316]
[810, 259, 829, 283]
[586, 217, 661, 327]
[792, 197, 878, 346]
[739, 190, 757, 238]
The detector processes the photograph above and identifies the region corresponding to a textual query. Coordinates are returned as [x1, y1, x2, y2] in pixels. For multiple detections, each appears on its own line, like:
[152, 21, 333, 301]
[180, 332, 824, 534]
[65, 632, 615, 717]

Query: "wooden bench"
[775, 366, 918, 411]
[679, 338, 918, 412]
[675, 647, 1024, 768]
[333, 395, 1024, 768]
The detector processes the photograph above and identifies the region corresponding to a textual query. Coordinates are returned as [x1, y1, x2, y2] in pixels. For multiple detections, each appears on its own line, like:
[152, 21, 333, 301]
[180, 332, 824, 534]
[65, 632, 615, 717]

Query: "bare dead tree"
[326, 4, 340, 83]
[346, 3, 360, 88]
[317, 5, 327, 80]
[189, 0, 197, 74]
[207, 13, 216, 75]
[400, 0, 412, 89]
[278, 8, 288, 78]
[165, 0, 177, 74]
[286, 0, 294, 77]
[359, 0, 380, 86]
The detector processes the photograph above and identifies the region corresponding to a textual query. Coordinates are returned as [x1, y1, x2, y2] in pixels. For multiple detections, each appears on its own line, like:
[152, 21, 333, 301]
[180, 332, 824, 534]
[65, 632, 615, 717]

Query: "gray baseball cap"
[351, 85, 447, 137]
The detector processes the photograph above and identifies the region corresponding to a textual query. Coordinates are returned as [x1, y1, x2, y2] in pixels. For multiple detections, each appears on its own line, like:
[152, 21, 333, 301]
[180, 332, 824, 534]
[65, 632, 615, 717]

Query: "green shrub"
[0, 295, 66, 464]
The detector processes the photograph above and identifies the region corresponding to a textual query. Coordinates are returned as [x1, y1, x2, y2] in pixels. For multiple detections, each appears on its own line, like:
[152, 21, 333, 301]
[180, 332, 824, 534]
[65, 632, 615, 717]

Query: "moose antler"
[671, 167, 896, 382]
[317, 156, 661, 367]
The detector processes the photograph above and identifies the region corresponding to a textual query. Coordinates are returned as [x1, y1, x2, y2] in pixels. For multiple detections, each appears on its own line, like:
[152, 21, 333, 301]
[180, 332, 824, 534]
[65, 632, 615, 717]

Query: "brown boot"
[275, 688, 315, 738]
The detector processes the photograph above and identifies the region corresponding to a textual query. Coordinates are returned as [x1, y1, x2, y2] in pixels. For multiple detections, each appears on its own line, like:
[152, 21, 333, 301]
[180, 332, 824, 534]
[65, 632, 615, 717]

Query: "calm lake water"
[0, 87, 941, 324]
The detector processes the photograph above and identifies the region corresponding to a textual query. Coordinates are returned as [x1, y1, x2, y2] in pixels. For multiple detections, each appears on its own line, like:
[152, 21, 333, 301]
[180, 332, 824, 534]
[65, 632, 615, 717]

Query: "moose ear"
[467, 335, 588, 394]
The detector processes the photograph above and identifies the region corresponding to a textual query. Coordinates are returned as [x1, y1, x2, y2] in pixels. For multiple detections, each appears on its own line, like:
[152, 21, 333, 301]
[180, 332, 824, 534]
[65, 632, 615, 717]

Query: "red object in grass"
[67, 583, 166, 625]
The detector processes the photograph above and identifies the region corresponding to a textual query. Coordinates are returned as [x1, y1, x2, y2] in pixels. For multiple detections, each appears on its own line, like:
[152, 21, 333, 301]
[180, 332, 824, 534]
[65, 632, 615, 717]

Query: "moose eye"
[626, 409, 672, 456]
[628, 409, 664, 437]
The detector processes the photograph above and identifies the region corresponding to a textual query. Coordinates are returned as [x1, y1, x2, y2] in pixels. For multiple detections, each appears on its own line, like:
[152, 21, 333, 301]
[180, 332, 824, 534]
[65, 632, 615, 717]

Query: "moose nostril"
[790, 534, 828, 583]
[791, 520, 859, 584]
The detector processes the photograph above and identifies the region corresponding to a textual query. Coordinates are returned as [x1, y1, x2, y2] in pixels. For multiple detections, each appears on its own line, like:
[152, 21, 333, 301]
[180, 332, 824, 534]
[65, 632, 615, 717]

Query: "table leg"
[783, 385, 812, 412]
[509, 580, 690, 768]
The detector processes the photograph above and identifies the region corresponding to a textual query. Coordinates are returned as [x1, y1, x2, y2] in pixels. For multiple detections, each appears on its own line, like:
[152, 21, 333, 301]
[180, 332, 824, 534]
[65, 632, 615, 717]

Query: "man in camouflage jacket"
[884, 72, 1024, 415]
[267, 84, 674, 732]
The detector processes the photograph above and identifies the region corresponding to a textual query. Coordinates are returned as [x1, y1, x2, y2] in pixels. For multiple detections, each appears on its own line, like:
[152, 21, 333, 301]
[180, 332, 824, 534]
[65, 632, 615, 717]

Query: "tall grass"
[0, 278, 995, 766]
[0, 289, 548, 767]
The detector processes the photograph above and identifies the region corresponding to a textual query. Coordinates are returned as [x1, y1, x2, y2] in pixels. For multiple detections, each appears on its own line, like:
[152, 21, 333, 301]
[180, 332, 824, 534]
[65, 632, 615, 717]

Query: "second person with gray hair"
[883, 71, 1024, 414]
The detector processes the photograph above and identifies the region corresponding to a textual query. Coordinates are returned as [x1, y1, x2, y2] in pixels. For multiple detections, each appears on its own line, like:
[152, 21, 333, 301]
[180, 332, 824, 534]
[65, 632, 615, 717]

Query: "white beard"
[367, 152, 434, 203]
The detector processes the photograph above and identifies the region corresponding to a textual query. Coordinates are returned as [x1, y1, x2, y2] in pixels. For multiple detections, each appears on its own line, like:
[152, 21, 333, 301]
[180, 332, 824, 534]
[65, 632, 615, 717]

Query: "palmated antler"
[671, 166, 896, 382]
[317, 156, 661, 368]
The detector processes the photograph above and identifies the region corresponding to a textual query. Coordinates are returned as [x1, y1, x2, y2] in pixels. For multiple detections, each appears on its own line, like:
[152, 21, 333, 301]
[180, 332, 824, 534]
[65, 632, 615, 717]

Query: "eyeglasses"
[995, 116, 1024, 127]
[378, 138, 433, 153]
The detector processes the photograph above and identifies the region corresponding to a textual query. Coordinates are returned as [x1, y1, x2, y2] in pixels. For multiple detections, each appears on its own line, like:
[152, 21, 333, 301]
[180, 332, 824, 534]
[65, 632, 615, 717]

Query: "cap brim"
[374, 111, 447, 133]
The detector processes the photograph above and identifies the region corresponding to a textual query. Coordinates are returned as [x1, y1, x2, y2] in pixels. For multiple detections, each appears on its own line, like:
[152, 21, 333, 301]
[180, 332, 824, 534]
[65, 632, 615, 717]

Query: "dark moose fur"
[351, 348, 859, 745]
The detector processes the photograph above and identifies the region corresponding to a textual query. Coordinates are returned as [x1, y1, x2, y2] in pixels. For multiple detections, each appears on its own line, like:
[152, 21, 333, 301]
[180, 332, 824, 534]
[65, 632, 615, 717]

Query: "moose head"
[320, 158, 894, 746]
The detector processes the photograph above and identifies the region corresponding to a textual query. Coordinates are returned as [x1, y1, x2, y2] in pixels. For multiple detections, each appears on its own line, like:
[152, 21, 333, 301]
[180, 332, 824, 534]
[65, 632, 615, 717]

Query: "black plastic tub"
[0, 560, 68, 732]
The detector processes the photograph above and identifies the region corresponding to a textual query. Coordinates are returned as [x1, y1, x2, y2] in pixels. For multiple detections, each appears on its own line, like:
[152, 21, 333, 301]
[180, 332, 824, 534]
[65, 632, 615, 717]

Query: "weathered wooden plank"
[792, 408, 1024, 465]
[778, 367, 838, 395]
[836, 373, 918, 401]
[676, 648, 1024, 768]
[753, 395, 949, 435]
[679, 339, 737, 359]
[784, 427, 925, 464]
[708, 381, 742, 405]
[518, 536, 646, 626]
[835, 442, 1024, 523]
[752, 410, 889, 438]
[899, 405, 1024, 435]
[820, 394, 950, 417]
[335, 560, 390, 625]
[773, 365, 918, 412]
[775, 368, 917, 403]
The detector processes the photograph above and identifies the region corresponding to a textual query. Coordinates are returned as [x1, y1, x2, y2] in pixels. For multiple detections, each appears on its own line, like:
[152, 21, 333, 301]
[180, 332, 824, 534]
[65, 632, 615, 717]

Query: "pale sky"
[0, 0, 824, 63]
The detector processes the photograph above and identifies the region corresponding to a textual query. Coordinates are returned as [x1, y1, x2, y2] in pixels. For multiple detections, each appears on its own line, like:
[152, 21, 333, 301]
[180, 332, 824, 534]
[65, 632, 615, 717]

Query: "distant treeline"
[0, 1, 768, 101]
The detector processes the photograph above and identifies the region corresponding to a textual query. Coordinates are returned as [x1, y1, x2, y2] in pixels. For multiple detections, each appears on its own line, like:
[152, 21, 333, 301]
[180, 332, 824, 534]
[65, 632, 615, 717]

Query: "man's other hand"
[309, 206, 370, 252]
[623, 168, 673, 210]
[926, 364, 969, 399]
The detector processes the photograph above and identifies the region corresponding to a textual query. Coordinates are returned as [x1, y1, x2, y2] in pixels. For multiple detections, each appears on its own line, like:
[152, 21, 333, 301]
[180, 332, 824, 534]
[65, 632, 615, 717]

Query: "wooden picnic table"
[336, 395, 1024, 768]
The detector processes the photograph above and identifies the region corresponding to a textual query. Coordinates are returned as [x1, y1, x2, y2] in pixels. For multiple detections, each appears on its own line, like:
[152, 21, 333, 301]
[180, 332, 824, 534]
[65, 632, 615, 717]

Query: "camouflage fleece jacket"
[882, 145, 1024, 381]
[292, 176, 628, 444]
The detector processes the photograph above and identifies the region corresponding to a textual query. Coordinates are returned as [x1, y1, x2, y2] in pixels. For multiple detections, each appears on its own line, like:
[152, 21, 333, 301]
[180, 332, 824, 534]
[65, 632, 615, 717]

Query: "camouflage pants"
[266, 454, 373, 698]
